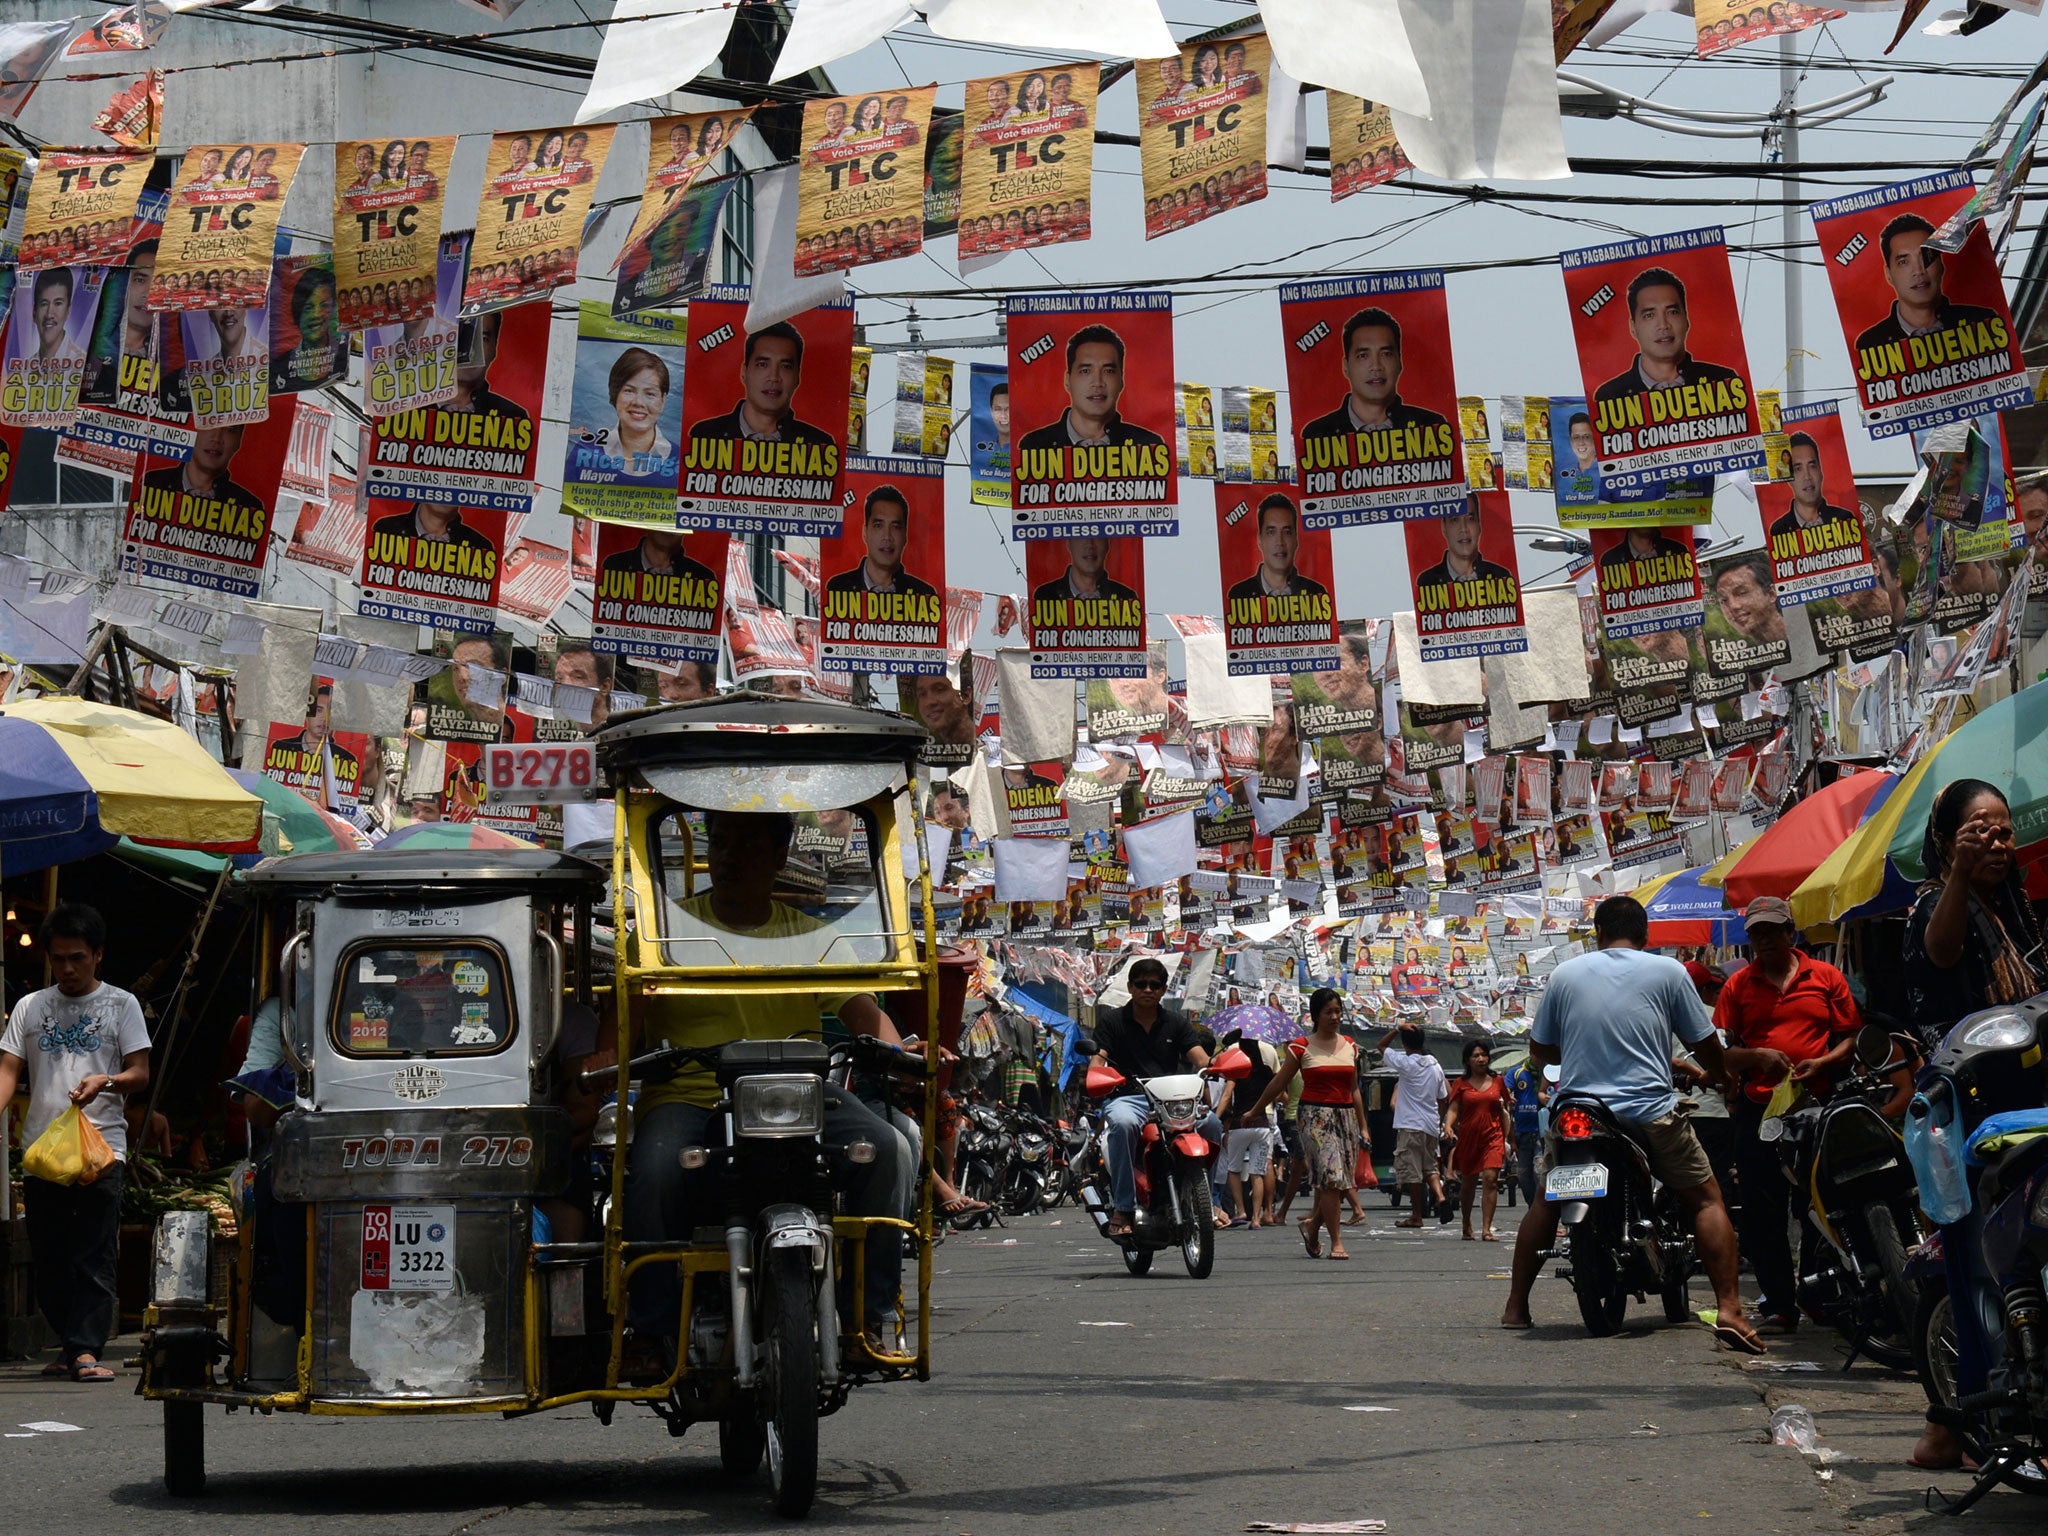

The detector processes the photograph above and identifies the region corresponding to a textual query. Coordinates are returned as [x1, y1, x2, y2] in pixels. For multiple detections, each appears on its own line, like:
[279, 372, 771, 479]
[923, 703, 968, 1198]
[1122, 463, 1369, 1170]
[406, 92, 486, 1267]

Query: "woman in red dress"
[1444, 1040, 1513, 1241]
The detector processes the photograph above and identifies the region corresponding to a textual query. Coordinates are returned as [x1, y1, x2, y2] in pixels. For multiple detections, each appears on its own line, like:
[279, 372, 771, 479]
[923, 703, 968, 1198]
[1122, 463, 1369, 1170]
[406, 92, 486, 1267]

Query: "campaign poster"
[283, 473, 364, 575]
[818, 455, 947, 675]
[1215, 484, 1337, 675]
[363, 231, 465, 419]
[958, 66, 1097, 261]
[1549, 392, 1717, 529]
[590, 521, 725, 669]
[18, 149, 150, 270]
[1001, 760, 1068, 839]
[968, 362, 1010, 506]
[357, 491, 506, 633]
[675, 284, 852, 536]
[1694, 0, 1840, 56]
[1590, 525, 1704, 639]
[1007, 291, 1177, 538]
[1280, 270, 1464, 528]
[1603, 623, 1703, 728]
[1561, 227, 1763, 496]
[1085, 642, 1171, 739]
[923, 108, 963, 240]
[364, 297, 544, 514]
[262, 682, 368, 811]
[1757, 400, 1878, 604]
[1293, 618, 1378, 740]
[120, 413, 291, 599]
[613, 176, 732, 319]
[1812, 170, 2027, 438]
[897, 670, 980, 767]
[613, 109, 754, 276]
[461, 125, 614, 314]
[266, 254, 348, 397]
[1024, 534, 1147, 678]
[280, 399, 331, 500]
[0, 265, 102, 427]
[1135, 32, 1269, 238]
[62, 252, 193, 475]
[1700, 550, 1791, 677]
[148, 142, 306, 311]
[68, 3, 172, 56]
[1398, 699, 1468, 775]
[560, 302, 686, 526]
[794, 86, 936, 276]
[332, 135, 456, 330]
[1404, 486, 1526, 662]
[1181, 382, 1217, 478]
[1326, 94, 1412, 201]
[178, 298, 270, 429]
[91, 71, 161, 151]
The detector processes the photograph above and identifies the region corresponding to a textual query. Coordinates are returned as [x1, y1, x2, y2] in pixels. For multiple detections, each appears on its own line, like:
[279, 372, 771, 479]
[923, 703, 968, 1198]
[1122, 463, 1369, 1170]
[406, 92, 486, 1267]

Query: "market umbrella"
[1884, 677, 2048, 881]
[377, 820, 534, 851]
[1718, 771, 1898, 907]
[1789, 740, 1956, 928]
[1633, 864, 1749, 948]
[228, 770, 372, 857]
[0, 695, 262, 875]
[1205, 1002, 1296, 1045]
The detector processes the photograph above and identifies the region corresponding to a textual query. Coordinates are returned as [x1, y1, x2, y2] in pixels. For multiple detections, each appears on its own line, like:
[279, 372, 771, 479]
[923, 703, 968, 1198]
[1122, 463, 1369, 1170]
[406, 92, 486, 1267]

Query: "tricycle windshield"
[648, 801, 908, 968]
[330, 941, 516, 1057]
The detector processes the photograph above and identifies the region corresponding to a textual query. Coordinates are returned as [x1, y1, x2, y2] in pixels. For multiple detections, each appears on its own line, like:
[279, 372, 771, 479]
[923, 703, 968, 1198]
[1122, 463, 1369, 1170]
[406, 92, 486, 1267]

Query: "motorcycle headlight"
[2031, 1179, 2048, 1229]
[735, 1074, 823, 1138]
[1160, 1098, 1199, 1130]
[1020, 1142, 1047, 1162]
[1952, 1010, 2037, 1053]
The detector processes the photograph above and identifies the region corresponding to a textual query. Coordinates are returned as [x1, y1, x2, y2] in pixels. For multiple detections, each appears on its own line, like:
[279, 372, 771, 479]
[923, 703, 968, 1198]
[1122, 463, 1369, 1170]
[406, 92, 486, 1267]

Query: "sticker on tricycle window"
[360, 1204, 455, 1293]
[371, 907, 468, 931]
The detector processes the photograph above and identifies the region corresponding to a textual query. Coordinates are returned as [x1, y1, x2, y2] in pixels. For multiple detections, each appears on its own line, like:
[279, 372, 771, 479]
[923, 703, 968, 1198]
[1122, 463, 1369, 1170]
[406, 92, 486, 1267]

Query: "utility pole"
[1779, 31, 1805, 406]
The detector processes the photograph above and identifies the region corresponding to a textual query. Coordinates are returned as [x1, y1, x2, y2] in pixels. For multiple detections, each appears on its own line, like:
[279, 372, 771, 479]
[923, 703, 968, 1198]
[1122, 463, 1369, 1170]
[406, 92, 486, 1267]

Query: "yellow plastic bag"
[22, 1105, 117, 1187]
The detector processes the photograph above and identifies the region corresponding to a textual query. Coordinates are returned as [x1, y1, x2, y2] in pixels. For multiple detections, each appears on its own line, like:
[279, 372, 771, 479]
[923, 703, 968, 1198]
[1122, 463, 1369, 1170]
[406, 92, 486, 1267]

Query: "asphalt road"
[2, 1199, 2038, 1534]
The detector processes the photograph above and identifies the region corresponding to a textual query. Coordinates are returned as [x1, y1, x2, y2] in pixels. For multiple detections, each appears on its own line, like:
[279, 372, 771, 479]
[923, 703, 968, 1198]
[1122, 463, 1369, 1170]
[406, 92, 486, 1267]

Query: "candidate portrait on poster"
[1014, 323, 1168, 454]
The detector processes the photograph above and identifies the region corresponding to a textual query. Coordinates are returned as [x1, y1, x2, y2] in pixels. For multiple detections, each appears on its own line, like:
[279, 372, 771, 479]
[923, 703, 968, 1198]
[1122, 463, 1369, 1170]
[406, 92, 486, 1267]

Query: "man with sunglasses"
[1091, 958, 1219, 1238]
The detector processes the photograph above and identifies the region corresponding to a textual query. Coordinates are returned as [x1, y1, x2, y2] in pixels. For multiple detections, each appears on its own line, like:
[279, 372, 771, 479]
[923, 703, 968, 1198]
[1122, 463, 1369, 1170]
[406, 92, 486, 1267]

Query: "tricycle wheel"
[164, 1401, 205, 1497]
[761, 1248, 819, 1518]
[718, 1414, 765, 1479]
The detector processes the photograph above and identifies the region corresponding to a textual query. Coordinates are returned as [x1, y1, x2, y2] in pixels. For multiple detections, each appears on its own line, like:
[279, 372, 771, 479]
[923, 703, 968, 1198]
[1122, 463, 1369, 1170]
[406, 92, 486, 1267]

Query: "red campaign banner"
[120, 412, 293, 599]
[728, 602, 812, 684]
[1024, 534, 1146, 678]
[0, 422, 22, 513]
[1214, 483, 1336, 675]
[1811, 170, 2028, 439]
[1001, 760, 1069, 839]
[1279, 270, 1463, 528]
[1007, 290, 1177, 539]
[363, 299, 546, 513]
[1756, 401, 1877, 605]
[1560, 227, 1762, 496]
[1403, 483, 1528, 662]
[261, 712, 369, 811]
[283, 468, 362, 574]
[279, 399, 331, 498]
[590, 522, 726, 669]
[498, 538, 574, 624]
[675, 284, 852, 537]
[1589, 525, 1704, 640]
[817, 453, 947, 675]
[356, 492, 506, 634]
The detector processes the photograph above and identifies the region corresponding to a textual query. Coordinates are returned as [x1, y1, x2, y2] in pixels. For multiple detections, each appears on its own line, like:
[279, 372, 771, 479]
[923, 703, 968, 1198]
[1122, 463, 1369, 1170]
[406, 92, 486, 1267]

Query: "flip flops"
[69, 1356, 116, 1382]
[1713, 1322, 1769, 1356]
[1298, 1219, 1322, 1258]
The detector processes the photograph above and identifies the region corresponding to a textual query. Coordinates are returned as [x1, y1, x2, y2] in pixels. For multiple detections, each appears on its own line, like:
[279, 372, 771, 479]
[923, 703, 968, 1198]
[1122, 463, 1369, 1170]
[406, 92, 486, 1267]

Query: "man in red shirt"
[1714, 896, 1862, 1332]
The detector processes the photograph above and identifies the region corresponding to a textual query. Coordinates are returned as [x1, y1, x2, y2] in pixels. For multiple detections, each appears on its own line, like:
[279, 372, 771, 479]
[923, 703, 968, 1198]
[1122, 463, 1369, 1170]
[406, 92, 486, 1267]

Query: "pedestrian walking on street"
[0, 904, 152, 1383]
[1381, 1026, 1450, 1226]
[1244, 988, 1370, 1260]
[1503, 1053, 1546, 1206]
[1445, 1041, 1513, 1241]
[1219, 1030, 1280, 1227]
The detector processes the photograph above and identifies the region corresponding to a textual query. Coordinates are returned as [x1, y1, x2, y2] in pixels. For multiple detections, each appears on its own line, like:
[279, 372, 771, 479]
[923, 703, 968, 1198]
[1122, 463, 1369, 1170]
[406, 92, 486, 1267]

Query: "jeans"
[1513, 1131, 1540, 1206]
[1104, 1094, 1223, 1214]
[1732, 1100, 1796, 1316]
[25, 1167, 125, 1362]
[625, 1089, 905, 1332]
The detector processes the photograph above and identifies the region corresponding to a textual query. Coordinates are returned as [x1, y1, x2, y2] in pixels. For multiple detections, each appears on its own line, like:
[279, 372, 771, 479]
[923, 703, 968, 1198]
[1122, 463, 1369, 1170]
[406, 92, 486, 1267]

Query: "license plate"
[361, 1204, 455, 1293]
[1545, 1163, 1608, 1201]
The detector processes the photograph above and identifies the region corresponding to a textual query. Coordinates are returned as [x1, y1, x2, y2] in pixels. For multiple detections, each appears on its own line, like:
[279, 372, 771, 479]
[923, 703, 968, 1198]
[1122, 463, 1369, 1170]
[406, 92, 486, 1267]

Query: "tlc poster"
[589, 521, 725, 669]
[675, 284, 852, 536]
[1560, 227, 1763, 495]
[1590, 525, 1704, 639]
[332, 135, 455, 329]
[818, 455, 947, 675]
[1024, 535, 1147, 678]
[462, 124, 616, 313]
[1135, 32, 1269, 238]
[560, 302, 686, 526]
[267, 254, 348, 398]
[1281, 270, 1463, 528]
[1326, 94, 1412, 201]
[121, 413, 292, 598]
[958, 67, 1097, 261]
[1007, 290, 1176, 538]
[363, 231, 464, 418]
[149, 142, 306, 311]
[1404, 486, 1527, 662]
[364, 297, 544, 514]
[1757, 401, 1878, 605]
[968, 362, 1009, 506]
[357, 494, 505, 632]
[0, 265, 102, 427]
[1694, 0, 1839, 56]
[794, 86, 936, 275]
[612, 109, 754, 277]
[18, 149, 149, 268]
[1811, 170, 2027, 438]
[1215, 485, 1337, 675]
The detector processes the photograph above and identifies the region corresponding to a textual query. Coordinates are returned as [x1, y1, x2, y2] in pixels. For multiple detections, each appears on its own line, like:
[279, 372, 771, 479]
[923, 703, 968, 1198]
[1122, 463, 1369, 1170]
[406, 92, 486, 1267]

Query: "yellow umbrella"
[1788, 741, 1952, 927]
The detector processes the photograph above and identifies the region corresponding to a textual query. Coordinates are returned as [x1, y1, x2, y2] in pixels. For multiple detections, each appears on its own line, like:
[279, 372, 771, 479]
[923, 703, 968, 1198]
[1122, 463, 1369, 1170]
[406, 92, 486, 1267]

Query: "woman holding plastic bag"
[0, 904, 151, 1383]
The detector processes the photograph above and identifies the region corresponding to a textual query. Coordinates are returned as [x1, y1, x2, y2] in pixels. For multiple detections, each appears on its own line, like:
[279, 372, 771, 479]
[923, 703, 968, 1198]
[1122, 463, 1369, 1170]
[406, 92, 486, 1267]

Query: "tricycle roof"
[241, 848, 606, 894]
[595, 694, 928, 773]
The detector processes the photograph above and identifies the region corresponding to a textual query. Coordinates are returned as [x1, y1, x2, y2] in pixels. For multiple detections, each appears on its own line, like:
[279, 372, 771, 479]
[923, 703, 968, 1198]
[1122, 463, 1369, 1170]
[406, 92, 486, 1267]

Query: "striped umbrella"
[377, 820, 535, 851]
[226, 771, 371, 858]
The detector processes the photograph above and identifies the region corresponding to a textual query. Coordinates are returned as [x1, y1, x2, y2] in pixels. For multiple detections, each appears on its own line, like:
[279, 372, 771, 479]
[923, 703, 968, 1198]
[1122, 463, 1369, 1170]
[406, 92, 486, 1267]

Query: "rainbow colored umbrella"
[1717, 771, 1897, 908]
[1634, 864, 1749, 947]
[377, 820, 535, 851]
[1885, 678, 2048, 880]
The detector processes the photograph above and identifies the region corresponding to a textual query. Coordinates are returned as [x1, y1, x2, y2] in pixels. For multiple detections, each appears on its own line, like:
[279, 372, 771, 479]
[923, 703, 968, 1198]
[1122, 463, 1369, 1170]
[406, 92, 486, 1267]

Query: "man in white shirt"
[0, 904, 151, 1382]
[1380, 1026, 1449, 1225]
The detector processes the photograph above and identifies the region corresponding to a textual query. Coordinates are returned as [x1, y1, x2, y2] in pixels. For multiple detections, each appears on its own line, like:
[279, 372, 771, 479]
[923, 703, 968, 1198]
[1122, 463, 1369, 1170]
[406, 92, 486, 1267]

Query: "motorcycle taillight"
[1557, 1108, 1595, 1140]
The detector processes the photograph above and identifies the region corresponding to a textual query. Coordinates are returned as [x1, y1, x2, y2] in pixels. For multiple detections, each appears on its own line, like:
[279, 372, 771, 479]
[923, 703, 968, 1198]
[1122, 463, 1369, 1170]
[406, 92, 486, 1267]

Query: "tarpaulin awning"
[1719, 771, 1897, 908]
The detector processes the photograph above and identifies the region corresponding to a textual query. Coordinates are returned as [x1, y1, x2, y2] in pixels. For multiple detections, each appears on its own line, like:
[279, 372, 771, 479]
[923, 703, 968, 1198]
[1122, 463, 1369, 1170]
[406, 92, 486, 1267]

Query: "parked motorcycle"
[1070, 1036, 1248, 1278]
[1902, 991, 2048, 1512]
[1759, 1023, 1922, 1370]
[1546, 1094, 1697, 1335]
[951, 1099, 1009, 1229]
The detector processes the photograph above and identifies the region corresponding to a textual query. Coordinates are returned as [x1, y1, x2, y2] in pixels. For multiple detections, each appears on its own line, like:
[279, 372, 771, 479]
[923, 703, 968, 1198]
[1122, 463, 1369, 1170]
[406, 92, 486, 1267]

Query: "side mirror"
[1084, 1062, 1126, 1098]
[1855, 1021, 1894, 1072]
[1073, 1036, 1099, 1059]
[1210, 1045, 1253, 1082]
[1757, 1115, 1785, 1143]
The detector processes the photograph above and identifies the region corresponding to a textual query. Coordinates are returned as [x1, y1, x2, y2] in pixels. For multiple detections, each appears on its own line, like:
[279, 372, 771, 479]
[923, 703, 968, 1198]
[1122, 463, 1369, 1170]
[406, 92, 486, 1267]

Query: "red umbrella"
[1721, 771, 1896, 909]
